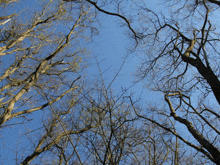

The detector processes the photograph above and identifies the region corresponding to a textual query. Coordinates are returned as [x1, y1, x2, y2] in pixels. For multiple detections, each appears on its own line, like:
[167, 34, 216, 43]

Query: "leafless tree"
[3, 0, 219, 164]
[0, 0, 94, 126]
[70, 62, 184, 165]
[129, 0, 220, 164]
[0, 0, 98, 164]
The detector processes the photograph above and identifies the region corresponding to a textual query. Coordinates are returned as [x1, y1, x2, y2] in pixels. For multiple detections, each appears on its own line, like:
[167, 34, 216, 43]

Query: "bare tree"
[78, 86, 141, 165]
[3, 0, 219, 164]
[0, 0, 98, 164]
[129, 0, 220, 164]
[70, 63, 184, 165]
[0, 0, 94, 126]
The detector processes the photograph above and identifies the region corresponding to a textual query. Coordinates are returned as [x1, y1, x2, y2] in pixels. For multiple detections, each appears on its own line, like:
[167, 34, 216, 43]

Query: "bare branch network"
[1, 0, 220, 164]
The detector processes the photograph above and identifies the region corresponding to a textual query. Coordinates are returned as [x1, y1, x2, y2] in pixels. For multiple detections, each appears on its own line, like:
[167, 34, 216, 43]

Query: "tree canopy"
[1, 0, 220, 164]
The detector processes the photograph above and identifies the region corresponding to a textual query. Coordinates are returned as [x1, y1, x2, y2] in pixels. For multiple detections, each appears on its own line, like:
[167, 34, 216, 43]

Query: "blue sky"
[85, 0, 163, 102]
